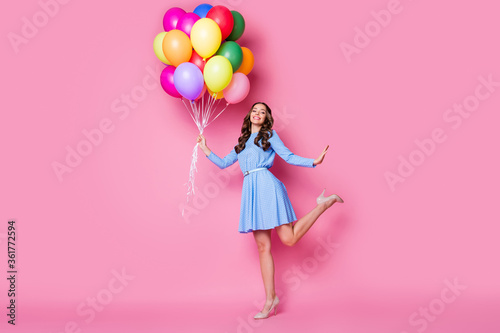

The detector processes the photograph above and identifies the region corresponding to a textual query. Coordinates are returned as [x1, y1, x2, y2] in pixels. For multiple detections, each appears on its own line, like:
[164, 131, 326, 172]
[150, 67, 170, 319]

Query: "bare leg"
[253, 229, 276, 313]
[275, 198, 339, 247]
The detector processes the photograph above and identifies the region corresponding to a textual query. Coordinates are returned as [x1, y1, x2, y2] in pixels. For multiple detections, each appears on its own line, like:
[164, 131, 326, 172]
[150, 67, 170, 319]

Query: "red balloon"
[206, 6, 234, 40]
[189, 50, 207, 72]
[195, 84, 207, 100]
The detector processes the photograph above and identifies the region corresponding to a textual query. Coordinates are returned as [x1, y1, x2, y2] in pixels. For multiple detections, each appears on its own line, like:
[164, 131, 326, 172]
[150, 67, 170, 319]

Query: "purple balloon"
[163, 7, 186, 31]
[176, 13, 200, 37]
[173, 62, 204, 101]
[160, 66, 182, 98]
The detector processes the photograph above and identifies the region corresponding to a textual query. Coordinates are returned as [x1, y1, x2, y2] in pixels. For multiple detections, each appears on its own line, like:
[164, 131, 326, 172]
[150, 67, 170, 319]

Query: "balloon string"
[187, 99, 196, 129]
[202, 94, 213, 128]
[206, 95, 215, 120]
[211, 98, 222, 118]
[182, 91, 230, 209]
[199, 98, 207, 129]
[205, 95, 212, 122]
[191, 98, 203, 133]
[208, 93, 216, 113]
[198, 99, 206, 132]
[201, 91, 206, 121]
[182, 98, 197, 126]
[191, 99, 200, 132]
[206, 102, 229, 127]
[185, 142, 199, 203]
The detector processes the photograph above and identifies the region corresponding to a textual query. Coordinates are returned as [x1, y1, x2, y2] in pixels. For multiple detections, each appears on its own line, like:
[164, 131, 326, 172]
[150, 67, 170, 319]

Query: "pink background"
[1, 0, 499, 332]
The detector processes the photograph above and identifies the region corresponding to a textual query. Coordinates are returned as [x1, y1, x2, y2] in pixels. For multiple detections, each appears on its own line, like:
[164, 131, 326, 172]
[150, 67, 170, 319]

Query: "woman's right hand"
[197, 134, 211, 156]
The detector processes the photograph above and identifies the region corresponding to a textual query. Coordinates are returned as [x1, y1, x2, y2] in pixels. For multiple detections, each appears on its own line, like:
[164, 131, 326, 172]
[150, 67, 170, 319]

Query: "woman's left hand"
[313, 145, 329, 166]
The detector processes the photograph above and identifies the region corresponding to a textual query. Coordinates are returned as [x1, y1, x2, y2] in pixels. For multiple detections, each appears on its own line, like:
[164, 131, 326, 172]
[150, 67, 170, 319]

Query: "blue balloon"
[193, 4, 213, 18]
[173, 63, 204, 101]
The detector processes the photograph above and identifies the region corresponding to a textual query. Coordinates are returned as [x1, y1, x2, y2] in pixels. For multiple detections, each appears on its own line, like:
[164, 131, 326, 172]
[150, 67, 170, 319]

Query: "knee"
[281, 237, 295, 247]
[256, 241, 271, 254]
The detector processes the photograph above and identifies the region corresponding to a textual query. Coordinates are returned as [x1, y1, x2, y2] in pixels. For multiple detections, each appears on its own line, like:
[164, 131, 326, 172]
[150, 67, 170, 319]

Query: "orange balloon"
[236, 47, 254, 75]
[207, 87, 224, 100]
[162, 30, 192, 67]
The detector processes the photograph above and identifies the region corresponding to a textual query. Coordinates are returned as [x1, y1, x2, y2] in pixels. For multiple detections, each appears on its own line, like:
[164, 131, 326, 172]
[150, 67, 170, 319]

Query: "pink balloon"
[160, 66, 181, 98]
[223, 73, 250, 104]
[176, 12, 200, 37]
[163, 7, 186, 31]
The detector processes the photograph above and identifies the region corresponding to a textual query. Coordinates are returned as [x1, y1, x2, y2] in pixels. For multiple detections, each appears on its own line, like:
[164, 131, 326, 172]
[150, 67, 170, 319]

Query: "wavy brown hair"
[234, 102, 274, 154]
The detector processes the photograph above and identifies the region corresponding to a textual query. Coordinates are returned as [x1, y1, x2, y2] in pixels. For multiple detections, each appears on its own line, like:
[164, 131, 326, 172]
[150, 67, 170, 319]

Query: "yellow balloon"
[190, 18, 222, 59]
[237, 47, 254, 75]
[153, 32, 171, 65]
[204, 55, 233, 93]
[207, 87, 224, 100]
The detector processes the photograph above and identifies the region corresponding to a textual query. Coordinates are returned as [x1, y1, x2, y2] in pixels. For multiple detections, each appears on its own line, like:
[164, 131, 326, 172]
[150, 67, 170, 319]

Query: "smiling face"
[250, 103, 268, 127]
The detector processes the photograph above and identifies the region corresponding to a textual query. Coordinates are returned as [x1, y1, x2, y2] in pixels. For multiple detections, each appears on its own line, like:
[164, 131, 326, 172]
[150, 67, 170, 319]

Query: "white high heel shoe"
[316, 188, 344, 205]
[254, 295, 279, 319]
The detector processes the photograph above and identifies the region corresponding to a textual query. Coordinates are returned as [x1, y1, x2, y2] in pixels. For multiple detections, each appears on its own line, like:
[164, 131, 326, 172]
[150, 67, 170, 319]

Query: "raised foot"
[316, 188, 344, 206]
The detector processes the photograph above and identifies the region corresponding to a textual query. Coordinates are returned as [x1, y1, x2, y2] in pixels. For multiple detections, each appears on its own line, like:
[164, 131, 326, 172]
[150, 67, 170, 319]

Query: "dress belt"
[243, 167, 268, 177]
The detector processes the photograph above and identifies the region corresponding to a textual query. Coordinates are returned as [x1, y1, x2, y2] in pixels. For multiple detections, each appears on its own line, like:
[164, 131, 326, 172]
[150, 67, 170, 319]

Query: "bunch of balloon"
[153, 4, 255, 209]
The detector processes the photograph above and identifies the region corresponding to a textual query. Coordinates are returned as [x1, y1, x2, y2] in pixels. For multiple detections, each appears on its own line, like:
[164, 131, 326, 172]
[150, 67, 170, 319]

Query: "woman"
[197, 102, 343, 319]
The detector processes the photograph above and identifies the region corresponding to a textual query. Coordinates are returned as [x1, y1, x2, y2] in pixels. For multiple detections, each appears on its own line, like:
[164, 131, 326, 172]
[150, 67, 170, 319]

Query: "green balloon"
[216, 41, 243, 72]
[226, 11, 245, 41]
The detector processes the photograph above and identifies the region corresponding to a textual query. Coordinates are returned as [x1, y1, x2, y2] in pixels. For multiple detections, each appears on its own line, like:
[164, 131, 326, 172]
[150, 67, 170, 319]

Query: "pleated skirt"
[238, 169, 296, 233]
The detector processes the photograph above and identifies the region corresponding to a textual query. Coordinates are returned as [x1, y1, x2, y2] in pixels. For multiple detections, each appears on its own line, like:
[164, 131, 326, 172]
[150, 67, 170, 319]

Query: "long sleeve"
[206, 148, 238, 169]
[269, 130, 316, 168]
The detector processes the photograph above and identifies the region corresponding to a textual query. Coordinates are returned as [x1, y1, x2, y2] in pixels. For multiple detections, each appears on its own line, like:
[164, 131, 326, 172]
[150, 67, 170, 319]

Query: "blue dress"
[206, 130, 316, 233]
